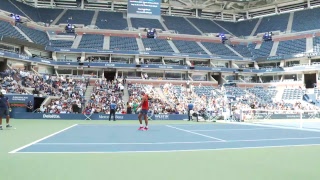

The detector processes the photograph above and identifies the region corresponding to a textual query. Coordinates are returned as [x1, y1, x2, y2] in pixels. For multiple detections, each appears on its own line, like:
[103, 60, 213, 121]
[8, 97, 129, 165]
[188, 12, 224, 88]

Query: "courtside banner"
[12, 113, 188, 120]
[253, 113, 320, 119]
[6, 94, 34, 105]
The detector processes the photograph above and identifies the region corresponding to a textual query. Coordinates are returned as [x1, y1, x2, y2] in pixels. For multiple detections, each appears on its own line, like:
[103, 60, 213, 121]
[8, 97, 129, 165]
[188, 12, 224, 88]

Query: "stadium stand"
[292, 8, 320, 32]
[95, 12, 128, 30]
[201, 42, 237, 56]
[87, 79, 125, 114]
[78, 34, 104, 50]
[162, 16, 201, 35]
[246, 86, 277, 103]
[282, 88, 305, 100]
[187, 18, 225, 34]
[0, 20, 26, 41]
[215, 19, 258, 37]
[173, 40, 207, 54]
[160, 83, 191, 114]
[276, 39, 306, 55]
[109, 36, 139, 51]
[10, 0, 41, 22]
[57, 10, 95, 25]
[131, 18, 164, 30]
[255, 13, 290, 35]
[313, 36, 320, 52]
[231, 44, 252, 57]
[142, 38, 174, 52]
[49, 40, 73, 48]
[0, 69, 28, 94]
[37, 8, 63, 24]
[248, 41, 273, 58]
[0, 0, 23, 16]
[17, 24, 49, 45]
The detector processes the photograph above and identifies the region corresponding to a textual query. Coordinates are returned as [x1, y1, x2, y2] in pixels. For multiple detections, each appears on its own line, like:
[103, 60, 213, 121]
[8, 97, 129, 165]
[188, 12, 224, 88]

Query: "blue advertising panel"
[5, 94, 34, 104]
[12, 113, 188, 120]
[127, 0, 161, 16]
[4, 94, 34, 116]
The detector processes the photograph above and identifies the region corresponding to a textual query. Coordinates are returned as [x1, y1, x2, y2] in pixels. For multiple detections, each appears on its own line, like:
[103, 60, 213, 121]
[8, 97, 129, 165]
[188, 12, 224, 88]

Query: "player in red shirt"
[138, 91, 149, 131]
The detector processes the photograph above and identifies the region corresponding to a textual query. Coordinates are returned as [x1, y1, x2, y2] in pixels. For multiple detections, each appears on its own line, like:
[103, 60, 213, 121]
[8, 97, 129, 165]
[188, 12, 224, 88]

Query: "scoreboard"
[127, 0, 161, 16]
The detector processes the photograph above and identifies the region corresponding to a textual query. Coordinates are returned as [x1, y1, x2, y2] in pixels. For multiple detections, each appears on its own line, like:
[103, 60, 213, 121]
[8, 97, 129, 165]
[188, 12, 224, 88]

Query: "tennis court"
[2, 120, 320, 180]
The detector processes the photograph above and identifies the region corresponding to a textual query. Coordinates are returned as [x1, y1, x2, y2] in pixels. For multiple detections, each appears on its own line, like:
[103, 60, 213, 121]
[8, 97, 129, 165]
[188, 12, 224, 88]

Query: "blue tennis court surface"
[11, 123, 320, 153]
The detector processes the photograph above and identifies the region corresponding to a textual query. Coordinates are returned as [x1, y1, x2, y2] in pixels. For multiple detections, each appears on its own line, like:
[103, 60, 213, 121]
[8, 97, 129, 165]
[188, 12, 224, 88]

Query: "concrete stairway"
[286, 12, 294, 33]
[122, 85, 130, 103]
[84, 86, 94, 105]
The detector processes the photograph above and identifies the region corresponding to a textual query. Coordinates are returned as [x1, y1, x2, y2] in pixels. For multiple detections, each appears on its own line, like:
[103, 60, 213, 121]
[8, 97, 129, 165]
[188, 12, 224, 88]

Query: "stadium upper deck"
[0, 0, 320, 61]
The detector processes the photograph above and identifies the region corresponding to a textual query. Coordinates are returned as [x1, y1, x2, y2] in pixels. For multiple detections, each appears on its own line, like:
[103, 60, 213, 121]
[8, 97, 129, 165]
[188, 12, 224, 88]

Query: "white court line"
[224, 122, 320, 132]
[190, 128, 276, 132]
[8, 124, 78, 154]
[12, 143, 320, 154]
[34, 136, 320, 145]
[166, 125, 226, 142]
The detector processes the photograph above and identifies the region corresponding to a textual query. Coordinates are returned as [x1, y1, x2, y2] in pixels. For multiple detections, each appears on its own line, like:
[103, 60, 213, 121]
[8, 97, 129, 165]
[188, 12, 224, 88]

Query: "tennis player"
[0, 92, 12, 130]
[137, 91, 149, 131]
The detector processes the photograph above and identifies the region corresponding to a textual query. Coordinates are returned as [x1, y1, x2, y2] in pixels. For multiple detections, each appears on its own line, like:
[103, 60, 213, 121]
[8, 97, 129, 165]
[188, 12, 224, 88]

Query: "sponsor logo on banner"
[159, 66, 173, 69]
[116, 115, 124, 119]
[139, 52, 150, 55]
[99, 115, 108, 119]
[19, 54, 29, 60]
[60, 49, 70, 52]
[43, 114, 61, 119]
[105, 64, 115, 67]
[285, 114, 301, 118]
[98, 115, 124, 119]
[41, 60, 51, 64]
[154, 114, 170, 120]
[10, 95, 31, 103]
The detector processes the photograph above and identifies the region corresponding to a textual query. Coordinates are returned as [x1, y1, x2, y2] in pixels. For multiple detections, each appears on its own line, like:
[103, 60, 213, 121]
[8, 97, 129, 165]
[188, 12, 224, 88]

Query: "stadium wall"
[12, 113, 188, 121]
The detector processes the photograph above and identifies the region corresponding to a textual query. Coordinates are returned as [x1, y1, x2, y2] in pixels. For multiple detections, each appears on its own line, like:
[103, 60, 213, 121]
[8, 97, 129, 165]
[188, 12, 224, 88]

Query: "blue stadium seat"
[0, 20, 26, 41]
[17, 24, 49, 45]
[313, 36, 320, 52]
[38, 8, 63, 24]
[142, 38, 173, 52]
[187, 18, 225, 34]
[255, 13, 290, 35]
[95, 12, 127, 30]
[248, 41, 273, 57]
[216, 19, 258, 37]
[0, 0, 23, 16]
[201, 42, 237, 56]
[173, 40, 206, 54]
[11, 0, 41, 22]
[162, 16, 201, 35]
[131, 18, 164, 30]
[247, 86, 277, 103]
[276, 39, 306, 55]
[78, 34, 104, 50]
[292, 8, 320, 32]
[231, 44, 252, 57]
[57, 10, 94, 25]
[49, 40, 73, 48]
[282, 88, 305, 100]
[109, 36, 138, 51]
